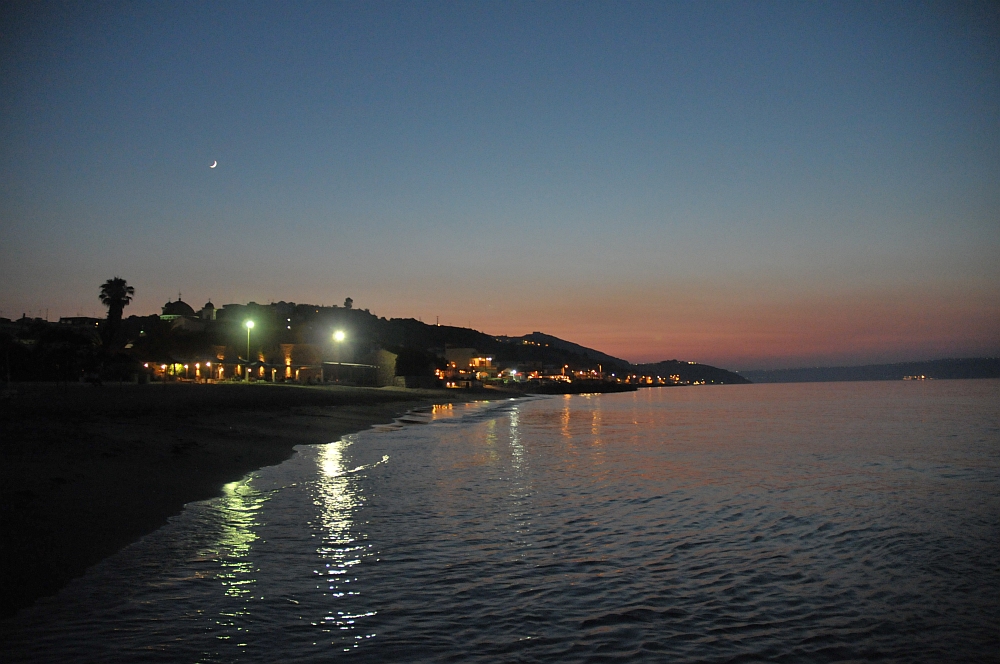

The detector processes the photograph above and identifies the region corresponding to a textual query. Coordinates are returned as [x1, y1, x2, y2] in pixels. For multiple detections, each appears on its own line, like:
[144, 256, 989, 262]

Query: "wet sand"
[0, 382, 480, 619]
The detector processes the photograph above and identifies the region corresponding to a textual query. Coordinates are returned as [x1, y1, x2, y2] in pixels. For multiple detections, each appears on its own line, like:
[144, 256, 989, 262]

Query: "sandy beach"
[0, 381, 481, 619]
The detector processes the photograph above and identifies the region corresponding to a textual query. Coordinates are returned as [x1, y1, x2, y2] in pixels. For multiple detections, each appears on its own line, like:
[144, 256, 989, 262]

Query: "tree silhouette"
[99, 277, 134, 345]
[344, 297, 353, 310]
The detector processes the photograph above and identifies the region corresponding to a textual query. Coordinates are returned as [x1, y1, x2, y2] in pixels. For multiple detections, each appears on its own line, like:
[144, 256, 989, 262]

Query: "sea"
[2, 380, 998, 663]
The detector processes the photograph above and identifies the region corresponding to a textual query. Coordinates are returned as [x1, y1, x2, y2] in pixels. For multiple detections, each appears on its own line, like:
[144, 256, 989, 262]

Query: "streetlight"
[332, 330, 345, 382]
[245, 320, 254, 382]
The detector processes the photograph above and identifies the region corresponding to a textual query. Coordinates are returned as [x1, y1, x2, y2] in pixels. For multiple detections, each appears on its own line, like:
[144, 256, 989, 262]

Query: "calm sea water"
[3, 380, 999, 663]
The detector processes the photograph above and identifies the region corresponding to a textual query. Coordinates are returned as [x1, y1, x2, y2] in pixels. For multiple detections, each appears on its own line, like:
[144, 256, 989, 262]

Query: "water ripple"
[2, 382, 999, 662]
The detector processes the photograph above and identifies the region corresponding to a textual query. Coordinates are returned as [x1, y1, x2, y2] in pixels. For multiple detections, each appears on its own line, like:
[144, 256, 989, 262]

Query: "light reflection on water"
[310, 435, 384, 650]
[1, 385, 998, 663]
[213, 480, 267, 599]
[208, 479, 270, 649]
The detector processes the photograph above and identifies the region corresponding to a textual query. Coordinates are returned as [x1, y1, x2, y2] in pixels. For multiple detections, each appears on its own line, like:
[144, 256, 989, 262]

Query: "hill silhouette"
[371, 317, 749, 384]
[741, 358, 1000, 383]
[2, 303, 750, 385]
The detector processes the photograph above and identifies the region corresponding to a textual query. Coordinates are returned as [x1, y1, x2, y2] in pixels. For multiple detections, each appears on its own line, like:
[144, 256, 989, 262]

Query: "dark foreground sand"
[0, 381, 482, 619]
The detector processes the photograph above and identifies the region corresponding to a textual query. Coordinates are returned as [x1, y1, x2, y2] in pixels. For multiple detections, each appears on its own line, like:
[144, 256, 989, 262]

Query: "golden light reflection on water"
[505, 406, 533, 551]
[212, 479, 269, 599]
[313, 436, 385, 649]
[586, 399, 608, 475]
[561, 395, 572, 441]
[509, 407, 524, 474]
[483, 419, 500, 464]
[203, 477, 272, 647]
[590, 403, 603, 442]
[316, 437, 362, 554]
[431, 403, 454, 418]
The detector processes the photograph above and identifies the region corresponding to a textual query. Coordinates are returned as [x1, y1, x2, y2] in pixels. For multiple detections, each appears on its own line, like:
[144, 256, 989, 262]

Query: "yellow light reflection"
[483, 419, 500, 464]
[313, 438, 382, 645]
[315, 439, 363, 594]
[211, 479, 269, 599]
[591, 406, 603, 441]
[509, 407, 524, 474]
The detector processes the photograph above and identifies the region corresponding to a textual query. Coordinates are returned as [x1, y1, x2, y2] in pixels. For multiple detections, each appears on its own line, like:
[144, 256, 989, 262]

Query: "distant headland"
[741, 358, 1000, 383]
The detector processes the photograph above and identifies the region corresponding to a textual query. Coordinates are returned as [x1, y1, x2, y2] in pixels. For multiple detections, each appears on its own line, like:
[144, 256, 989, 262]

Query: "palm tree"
[99, 277, 134, 344]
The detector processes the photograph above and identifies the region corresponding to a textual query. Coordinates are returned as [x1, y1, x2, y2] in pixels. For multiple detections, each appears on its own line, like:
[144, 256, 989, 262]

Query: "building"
[160, 298, 196, 321]
[441, 347, 499, 386]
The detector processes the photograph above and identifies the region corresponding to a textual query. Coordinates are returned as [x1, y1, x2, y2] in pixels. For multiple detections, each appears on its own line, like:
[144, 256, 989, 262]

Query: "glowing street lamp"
[332, 330, 346, 382]
[245, 320, 254, 382]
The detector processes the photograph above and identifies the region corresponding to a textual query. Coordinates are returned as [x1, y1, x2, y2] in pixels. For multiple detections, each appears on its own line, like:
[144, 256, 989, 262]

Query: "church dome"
[161, 299, 196, 318]
[203, 301, 215, 310]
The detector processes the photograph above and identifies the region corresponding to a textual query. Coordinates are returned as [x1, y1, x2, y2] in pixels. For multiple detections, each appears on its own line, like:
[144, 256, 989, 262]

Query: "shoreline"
[0, 382, 487, 619]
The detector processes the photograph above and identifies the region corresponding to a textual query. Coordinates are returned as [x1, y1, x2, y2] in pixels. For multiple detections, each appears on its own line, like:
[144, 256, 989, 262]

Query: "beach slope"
[0, 382, 470, 619]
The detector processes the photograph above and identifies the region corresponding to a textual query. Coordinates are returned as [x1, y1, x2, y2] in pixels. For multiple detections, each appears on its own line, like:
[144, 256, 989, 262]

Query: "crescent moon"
[210, 161, 217, 168]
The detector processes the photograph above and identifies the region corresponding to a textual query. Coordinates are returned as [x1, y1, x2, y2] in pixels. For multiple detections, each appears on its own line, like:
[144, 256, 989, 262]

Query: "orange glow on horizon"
[462, 282, 1000, 370]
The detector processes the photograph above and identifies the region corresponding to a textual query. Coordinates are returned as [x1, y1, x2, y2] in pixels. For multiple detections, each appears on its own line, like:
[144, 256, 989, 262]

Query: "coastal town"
[0, 279, 746, 391]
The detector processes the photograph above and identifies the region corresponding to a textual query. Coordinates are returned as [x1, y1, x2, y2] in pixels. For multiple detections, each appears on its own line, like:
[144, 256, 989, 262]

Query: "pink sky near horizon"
[467, 283, 1000, 370]
[8, 273, 995, 373]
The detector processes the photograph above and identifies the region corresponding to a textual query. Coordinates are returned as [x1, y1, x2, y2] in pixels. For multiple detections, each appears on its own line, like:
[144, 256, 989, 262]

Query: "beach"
[0, 381, 479, 619]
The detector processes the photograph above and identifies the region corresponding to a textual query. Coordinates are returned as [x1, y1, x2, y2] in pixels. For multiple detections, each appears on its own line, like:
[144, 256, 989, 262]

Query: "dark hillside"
[517, 332, 630, 370]
[632, 360, 751, 385]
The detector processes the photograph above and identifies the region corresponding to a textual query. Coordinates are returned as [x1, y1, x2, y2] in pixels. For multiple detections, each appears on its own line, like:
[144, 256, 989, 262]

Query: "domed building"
[160, 297, 196, 321]
[200, 301, 216, 321]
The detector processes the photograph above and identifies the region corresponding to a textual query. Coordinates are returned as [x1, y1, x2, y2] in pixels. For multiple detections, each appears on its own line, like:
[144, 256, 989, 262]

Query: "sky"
[1, 1, 998, 370]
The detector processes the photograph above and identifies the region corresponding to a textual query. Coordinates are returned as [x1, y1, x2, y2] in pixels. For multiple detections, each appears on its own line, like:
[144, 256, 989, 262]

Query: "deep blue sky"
[2, 1, 998, 369]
